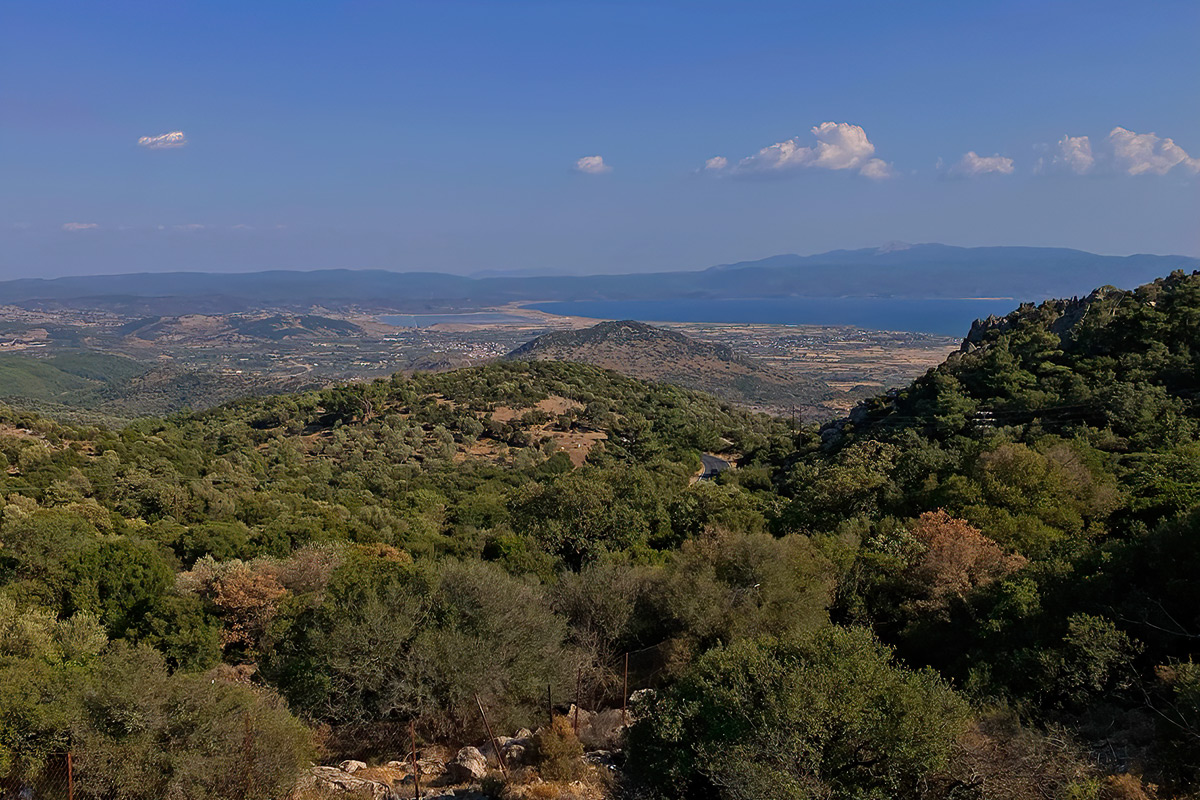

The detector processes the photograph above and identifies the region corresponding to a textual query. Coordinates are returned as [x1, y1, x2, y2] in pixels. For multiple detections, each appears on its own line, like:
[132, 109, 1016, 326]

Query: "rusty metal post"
[67, 751, 74, 800]
[573, 667, 581, 735]
[623, 652, 630, 724]
[474, 694, 508, 778]
[410, 720, 420, 799]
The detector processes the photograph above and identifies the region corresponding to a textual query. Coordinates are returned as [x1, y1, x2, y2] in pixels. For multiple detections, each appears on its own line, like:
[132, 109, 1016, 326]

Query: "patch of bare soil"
[545, 430, 606, 467]
[490, 396, 582, 423]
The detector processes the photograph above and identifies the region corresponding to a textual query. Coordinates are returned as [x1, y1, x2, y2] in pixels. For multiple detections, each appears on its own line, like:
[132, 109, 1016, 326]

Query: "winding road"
[698, 453, 731, 480]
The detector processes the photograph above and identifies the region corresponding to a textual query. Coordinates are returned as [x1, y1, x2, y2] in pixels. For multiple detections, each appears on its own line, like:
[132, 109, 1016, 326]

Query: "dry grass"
[491, 396, 583, 423]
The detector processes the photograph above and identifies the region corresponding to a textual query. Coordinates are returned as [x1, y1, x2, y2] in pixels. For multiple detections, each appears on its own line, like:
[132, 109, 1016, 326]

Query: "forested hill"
[506, 319, 832, 414]
[831, 269, 1200, 445]
[2, 273, 1200, 798]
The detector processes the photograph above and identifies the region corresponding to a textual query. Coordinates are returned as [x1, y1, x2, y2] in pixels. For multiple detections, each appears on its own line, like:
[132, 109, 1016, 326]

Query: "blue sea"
[524, 297, 1025, 337]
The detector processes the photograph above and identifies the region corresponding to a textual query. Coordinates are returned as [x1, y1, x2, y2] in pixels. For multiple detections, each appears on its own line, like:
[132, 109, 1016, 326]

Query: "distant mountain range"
[2, 244, 1196, 314]
[506, 320, 832, 415]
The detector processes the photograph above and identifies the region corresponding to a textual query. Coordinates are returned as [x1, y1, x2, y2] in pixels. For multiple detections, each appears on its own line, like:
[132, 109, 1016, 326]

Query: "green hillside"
[0, 351, 149, 401]
[0, 350, 306, 422]
[0, 354, 99, 398]
[1, 272, 1199, 798]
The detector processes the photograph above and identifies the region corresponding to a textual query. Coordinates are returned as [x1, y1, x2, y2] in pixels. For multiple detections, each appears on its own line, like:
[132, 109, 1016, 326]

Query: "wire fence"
[8, 647, 662, 800]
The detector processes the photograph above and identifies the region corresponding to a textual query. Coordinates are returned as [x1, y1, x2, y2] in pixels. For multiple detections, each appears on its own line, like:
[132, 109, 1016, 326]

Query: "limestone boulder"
[444, 746, 488, 783]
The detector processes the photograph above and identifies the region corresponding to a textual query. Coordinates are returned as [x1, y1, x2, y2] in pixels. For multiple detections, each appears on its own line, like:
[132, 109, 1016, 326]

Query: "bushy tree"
[72, 644, 313, 800]
[627, 626, 970, 800]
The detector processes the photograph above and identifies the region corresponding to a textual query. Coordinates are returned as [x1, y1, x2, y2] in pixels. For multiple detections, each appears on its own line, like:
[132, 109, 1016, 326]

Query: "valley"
[0, 301, 957, 420]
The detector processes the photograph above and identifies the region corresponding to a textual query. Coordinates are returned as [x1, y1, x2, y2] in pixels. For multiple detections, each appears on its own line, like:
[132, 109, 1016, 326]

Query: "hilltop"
[506, 320, 832, 416]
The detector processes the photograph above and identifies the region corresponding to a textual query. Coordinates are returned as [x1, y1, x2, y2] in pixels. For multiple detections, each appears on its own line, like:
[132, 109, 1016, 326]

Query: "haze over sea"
[524, 297, 1024, 336]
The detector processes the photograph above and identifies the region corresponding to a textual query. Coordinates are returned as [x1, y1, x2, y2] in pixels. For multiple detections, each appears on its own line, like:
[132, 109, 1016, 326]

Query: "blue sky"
[1, 0, 1197, 278]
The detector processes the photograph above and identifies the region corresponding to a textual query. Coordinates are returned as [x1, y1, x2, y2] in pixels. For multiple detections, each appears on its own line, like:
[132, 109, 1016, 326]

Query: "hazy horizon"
[0, 241, 1197, 283]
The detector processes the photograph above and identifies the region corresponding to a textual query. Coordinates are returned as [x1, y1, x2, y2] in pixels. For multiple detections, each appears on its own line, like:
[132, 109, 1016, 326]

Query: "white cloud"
[575, 155, 611, 174]
[1035, 135, 1094, 175]
[858, 157, 896, 180]
[137, 131, 188, 149]
[947, 151, 1015, 178]
[1109, 127, 1199, 176]
[61, 222, 99, 231]
[704, 156, 728, 170]
[172, 223, 205, 231]
[716, 122, 893, 179]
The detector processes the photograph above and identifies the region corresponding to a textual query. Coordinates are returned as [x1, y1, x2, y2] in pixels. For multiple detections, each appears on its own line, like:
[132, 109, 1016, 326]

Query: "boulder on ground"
[478, 735, 512, 761]
[503, 743, 527, 766]
[480, 733, 533, 766]
[564, 704, 592, 733]
[299, 766, 393, 799]
[339, 759, 368, 774]
[445, 746, 488, 783]
[578, 708, 627, 751]
[416, 757, 446, 777]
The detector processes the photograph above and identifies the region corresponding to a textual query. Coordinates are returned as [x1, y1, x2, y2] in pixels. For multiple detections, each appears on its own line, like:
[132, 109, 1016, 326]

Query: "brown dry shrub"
[1099, 774, 1159, 800]
[502, 784, 585, 800]
[212, 563, 288, 650]
[273, 543, 347, 594]
[528, 717, 584, 782]
[522, 786, 562, 800]
[905, 510, 1026, 619]
[929, 711, 1096, 800]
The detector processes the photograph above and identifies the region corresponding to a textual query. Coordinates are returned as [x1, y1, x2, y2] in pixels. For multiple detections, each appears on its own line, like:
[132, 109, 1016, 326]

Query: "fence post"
[546, 682, 553, 728]
[623, 652, 629, 725]
[474, 694, 508, 778]
[410, 720, 420, 799]
[67, 751, 74, 800]
[573, 667, 581, 735]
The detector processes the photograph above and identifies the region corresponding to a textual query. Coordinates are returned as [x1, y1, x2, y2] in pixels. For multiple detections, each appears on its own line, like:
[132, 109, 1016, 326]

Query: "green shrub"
[73, 644, 314, 800]
[627, 626, 970, 800]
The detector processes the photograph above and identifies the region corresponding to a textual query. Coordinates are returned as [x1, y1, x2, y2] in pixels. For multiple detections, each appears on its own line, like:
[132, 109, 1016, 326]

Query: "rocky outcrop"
[296, 766, 396, 799]
[297, 715, 629, 798]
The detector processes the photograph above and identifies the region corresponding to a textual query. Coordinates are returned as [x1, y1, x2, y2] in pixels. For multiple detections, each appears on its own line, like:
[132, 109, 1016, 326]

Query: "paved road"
[699, 453, 731, 480]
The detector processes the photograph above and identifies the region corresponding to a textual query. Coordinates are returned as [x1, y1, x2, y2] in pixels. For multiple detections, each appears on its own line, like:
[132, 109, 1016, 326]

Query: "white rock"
[445, 746, 488, 783]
